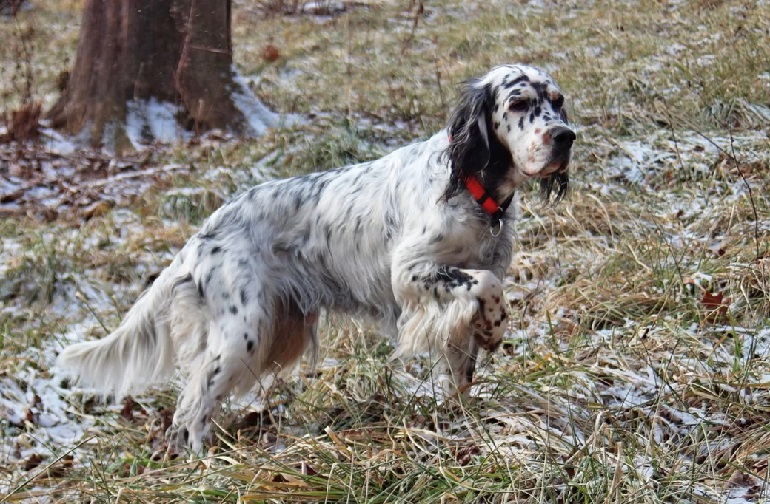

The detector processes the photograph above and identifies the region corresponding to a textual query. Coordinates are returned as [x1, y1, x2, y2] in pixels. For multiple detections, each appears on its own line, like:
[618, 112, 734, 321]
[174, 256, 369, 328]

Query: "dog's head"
[443, 65, 575, 205]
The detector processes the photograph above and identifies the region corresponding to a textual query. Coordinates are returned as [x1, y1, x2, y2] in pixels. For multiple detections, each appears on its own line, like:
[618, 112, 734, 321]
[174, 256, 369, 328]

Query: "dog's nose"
[551, 126, 576, 148]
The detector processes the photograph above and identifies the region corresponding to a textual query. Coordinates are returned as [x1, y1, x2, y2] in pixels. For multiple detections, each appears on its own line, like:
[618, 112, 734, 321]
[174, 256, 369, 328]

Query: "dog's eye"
[552, 95, 564, 109]
[508, 99, 529, 112]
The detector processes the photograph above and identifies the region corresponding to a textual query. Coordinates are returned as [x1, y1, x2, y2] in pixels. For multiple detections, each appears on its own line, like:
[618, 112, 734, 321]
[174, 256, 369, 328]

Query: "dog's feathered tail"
[57, 258, 185, 398]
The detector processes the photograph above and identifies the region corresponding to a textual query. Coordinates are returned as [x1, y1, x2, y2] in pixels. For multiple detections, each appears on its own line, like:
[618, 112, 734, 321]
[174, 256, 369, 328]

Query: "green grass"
[2, 0, 770, 502]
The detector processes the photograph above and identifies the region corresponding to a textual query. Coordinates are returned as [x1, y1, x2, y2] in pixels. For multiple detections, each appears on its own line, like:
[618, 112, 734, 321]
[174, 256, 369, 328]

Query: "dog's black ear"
[442, 80, 494, 201]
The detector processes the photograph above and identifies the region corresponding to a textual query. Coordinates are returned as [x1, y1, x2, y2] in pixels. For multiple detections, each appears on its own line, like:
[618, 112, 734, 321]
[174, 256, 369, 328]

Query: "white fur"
[57, 65, 575, 451]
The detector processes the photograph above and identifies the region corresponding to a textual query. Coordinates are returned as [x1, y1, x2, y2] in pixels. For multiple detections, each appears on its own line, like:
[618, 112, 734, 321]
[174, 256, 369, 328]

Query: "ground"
[1, 0, 769, 502]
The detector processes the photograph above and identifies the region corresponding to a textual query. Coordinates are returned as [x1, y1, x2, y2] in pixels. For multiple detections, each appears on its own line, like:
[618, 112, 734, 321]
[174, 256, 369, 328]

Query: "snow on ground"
[231, 69, 282, 135]
[126, 99, 189, 148]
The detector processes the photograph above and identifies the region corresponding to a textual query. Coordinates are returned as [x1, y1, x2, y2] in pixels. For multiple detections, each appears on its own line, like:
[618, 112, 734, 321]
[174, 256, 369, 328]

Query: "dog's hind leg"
[167, 296, 318, 452]
[169, 287, 274, 452]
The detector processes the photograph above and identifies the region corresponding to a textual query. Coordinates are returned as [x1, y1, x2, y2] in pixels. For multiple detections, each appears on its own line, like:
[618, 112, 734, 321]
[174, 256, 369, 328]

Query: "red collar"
[464, 175, 508, 220]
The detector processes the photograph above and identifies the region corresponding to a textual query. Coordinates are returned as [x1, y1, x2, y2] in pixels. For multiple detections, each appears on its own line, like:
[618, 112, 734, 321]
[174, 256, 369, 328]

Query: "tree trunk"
[46, 0, 276, 151]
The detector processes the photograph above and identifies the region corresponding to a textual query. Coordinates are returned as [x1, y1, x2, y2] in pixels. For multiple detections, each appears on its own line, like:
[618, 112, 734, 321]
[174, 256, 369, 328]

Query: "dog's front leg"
[392, 260, 507, 392]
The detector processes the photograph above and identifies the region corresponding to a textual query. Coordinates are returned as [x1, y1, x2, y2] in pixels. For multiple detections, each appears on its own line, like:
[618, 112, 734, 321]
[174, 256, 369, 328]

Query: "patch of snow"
[301, 1, 346, 15]
[126, 98, 187, 147]
[0, 320, 98, 494]
[40, 128, 76, 156]
[231, 69, 282, 135]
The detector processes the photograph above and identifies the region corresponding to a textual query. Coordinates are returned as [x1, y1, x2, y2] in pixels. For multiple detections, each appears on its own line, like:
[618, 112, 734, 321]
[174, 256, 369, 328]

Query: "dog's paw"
[472, 290, 507, 352]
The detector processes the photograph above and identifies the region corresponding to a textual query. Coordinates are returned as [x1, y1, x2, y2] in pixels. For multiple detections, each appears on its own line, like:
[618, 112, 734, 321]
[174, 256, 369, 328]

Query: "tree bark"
[46, 0, 276, 151]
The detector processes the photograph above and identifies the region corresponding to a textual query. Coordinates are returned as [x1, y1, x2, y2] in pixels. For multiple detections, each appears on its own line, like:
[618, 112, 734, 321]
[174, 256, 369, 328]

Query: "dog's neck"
[463, 175, 513, 220]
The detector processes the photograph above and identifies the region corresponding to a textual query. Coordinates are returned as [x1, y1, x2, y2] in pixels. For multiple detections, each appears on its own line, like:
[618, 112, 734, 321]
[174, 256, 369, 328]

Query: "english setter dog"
[58, 64, 575, 451]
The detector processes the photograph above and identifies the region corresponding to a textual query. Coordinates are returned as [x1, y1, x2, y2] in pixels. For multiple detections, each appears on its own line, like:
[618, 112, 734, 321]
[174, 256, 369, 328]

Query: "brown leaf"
[46, 454, 74, 478]
[701, 291, 730, 323]
[159, 408, 174, 432]
[22, 453, 44, 471]
[3, 102, 41, 142]
[0, 187, 24, 204]
[121, 396, 137, 421]
[454, 444, 481, 466]
[261, 44, 280, 62]
[82, 200, 113, 220]
[702, 291, 725, 310]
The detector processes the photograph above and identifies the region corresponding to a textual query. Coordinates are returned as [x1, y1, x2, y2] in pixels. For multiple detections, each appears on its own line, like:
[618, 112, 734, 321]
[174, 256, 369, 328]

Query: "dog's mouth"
[539, 156, 571, 178]
[520, 146, 573, 180]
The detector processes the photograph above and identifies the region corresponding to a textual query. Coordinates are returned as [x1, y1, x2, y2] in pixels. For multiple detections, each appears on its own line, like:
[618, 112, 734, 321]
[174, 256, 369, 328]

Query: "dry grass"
[1, 0, 770, 502]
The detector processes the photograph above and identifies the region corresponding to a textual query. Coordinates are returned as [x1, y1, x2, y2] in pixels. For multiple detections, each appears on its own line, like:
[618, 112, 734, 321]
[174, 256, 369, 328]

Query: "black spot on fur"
[172, 274, 193, 292]
[293, 192, 303, 211]
[206, 366, 221, 389]
[429, 266, 477, 292]
[230, 305, 238, 315]
[502, 75, 529, 89]
[466, 346, 478, 383]
[211, 246, 222, 254]
[240, 289, 248, 305]
[247, 340, 254, 353]
[384, 211, 397, 243]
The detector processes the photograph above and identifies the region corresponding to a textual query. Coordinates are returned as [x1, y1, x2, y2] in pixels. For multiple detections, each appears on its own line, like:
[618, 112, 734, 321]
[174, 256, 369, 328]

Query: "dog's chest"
[438, 220, 513, 272]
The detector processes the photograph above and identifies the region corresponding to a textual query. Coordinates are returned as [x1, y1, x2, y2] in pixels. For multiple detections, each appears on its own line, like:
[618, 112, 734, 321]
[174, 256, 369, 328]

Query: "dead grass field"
[1, 0, 769, 502]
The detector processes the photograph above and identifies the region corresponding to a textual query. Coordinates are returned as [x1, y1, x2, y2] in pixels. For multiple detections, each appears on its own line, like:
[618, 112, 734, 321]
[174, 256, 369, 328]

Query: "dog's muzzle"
[543, 125, 575, 175]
